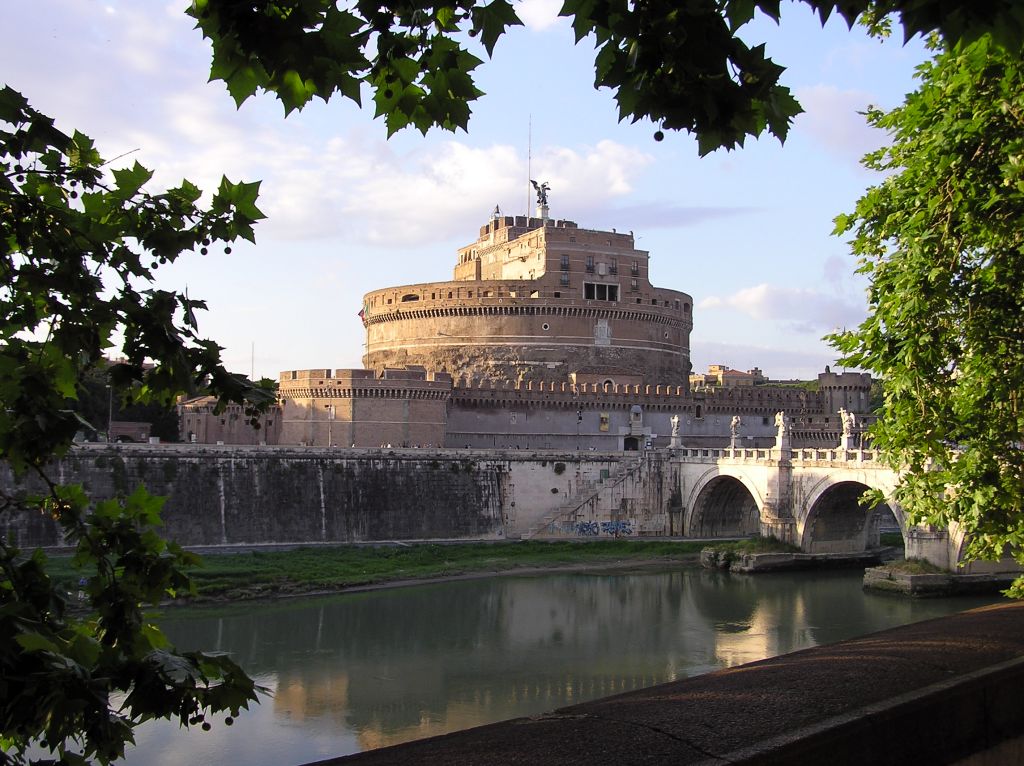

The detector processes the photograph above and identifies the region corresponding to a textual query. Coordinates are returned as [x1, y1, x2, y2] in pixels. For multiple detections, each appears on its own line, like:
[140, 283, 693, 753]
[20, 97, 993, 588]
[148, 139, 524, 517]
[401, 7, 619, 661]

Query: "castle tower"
[361, 213, 694, 385]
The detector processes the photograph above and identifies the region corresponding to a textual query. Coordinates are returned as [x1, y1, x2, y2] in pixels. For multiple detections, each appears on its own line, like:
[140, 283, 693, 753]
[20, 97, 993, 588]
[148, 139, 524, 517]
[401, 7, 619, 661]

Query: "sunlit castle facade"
[361, 204, 694, 386]
[181, 192, 873, 450]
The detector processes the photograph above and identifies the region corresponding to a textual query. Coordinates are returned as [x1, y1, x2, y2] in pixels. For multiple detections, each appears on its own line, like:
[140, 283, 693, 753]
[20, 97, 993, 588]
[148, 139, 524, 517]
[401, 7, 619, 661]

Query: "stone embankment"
[700, 547, 885, 572]
[864, 566, 1018, 597]
[0, 444, 674, 548]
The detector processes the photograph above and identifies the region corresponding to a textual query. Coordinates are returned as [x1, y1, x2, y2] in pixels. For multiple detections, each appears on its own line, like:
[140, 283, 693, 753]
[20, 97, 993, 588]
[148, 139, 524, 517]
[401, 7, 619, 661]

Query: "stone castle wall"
[268, 368, 872, 450]
[278, 368, 452, 447]
[362, 289, 692, 385]
[1, 446, 507, 548]
[0, 446, 671, 548]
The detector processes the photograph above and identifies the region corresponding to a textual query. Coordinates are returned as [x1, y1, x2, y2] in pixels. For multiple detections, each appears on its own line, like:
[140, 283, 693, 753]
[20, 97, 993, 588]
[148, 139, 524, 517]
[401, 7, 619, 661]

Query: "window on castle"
[695, 406, 703, 419]
[585, 255, 594, 273]
[560, 272, 569, 286]
[584, 282, 619, 301]
[631, 261, 639, 275]
[609, 258, 618, 275]
[630, 278, 639, 291]
[560, 254, 570, 271]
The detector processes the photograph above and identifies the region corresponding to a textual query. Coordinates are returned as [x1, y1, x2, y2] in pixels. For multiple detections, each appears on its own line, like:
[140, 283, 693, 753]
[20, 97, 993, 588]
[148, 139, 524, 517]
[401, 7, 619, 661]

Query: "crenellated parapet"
[449, 376, 691, 412]
[279, 367, 453, 401]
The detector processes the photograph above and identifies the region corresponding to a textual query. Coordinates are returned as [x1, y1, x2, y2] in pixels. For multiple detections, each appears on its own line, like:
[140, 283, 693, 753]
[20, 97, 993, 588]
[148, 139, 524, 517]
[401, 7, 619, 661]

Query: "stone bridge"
[676, 445, 902, 553]
[540, 443, 1012, 575]
[672, 443, 1020, 574]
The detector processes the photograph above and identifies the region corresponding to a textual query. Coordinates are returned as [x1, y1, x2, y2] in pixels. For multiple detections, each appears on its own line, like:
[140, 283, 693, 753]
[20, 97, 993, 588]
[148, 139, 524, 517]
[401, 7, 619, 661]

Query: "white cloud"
[793, 85, 886, 164]
[698, 283, 864, 334]
[319, 139, 654, 246]
[690, 339, 843, 381]
[515, 0, 564, 30]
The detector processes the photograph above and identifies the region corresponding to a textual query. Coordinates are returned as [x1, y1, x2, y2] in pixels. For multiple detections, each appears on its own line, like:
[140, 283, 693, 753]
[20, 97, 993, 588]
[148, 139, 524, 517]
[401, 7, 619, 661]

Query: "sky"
[1, 2, 930, 381]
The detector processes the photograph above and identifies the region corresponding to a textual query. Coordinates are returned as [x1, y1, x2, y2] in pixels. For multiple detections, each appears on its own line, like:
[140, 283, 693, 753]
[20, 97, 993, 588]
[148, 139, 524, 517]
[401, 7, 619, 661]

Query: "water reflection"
[127, 569, 998, 765]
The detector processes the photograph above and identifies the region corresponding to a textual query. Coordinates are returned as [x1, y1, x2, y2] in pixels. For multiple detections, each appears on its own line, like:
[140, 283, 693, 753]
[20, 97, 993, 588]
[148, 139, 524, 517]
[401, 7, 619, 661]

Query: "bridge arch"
[685, 469, 763, 538]
[800, 479, 902, 553]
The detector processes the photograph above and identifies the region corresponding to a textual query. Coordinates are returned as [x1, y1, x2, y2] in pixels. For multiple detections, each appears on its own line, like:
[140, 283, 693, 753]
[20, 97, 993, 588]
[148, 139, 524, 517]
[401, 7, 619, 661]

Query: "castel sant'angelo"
[181, 189, 873, 450]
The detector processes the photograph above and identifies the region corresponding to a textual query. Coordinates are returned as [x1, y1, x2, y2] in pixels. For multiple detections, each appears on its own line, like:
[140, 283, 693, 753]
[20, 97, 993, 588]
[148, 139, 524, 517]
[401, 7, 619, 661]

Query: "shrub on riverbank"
[877, 558, 947, 575]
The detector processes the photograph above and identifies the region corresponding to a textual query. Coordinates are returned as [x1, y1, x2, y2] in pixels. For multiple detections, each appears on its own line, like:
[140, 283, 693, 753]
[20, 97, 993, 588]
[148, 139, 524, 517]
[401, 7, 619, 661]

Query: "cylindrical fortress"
[362, 213, 693, 385]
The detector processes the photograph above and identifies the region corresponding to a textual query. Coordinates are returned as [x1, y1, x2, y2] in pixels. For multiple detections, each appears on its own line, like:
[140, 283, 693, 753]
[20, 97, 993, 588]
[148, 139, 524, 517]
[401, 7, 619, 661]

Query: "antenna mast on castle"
[526, 115, 532, 217]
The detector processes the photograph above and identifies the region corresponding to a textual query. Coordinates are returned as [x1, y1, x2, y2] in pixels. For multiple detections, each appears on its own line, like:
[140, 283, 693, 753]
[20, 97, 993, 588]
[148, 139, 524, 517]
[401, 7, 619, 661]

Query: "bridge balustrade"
[677, 447, 880, 465]
[790, 448, 878, 465]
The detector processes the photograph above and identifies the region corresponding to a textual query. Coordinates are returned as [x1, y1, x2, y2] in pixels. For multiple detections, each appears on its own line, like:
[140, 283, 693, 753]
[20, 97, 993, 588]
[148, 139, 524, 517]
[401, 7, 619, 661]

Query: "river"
[123, 567, 1000, 765]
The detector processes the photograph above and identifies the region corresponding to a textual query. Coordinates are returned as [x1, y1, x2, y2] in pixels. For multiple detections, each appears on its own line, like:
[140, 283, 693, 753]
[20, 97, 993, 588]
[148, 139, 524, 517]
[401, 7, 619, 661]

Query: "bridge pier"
[760, 517, 797, 546]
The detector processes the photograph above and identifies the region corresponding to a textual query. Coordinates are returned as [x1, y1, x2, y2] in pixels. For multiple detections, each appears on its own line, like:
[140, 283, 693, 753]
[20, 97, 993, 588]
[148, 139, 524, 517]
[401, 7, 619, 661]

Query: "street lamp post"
[106, 384, 113, 443]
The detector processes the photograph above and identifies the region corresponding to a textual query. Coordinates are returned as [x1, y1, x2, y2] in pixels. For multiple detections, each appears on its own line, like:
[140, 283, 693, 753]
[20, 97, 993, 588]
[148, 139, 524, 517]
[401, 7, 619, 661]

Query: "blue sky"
[2, 2, 928, 381]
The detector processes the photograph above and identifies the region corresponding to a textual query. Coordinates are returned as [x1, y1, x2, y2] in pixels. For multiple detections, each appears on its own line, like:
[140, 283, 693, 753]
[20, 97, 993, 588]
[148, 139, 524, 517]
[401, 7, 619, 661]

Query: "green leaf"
[14, 633, 61, 654]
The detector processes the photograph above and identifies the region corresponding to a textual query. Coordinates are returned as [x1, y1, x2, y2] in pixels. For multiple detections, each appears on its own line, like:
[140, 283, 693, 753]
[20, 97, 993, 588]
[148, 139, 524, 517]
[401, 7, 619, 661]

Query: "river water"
[124, 568, 999, 765]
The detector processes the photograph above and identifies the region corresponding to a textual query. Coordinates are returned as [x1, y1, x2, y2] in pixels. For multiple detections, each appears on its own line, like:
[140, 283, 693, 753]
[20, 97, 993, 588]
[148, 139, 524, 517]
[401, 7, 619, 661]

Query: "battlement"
[477, 215, 579, 239]
[279, 368, 453, 401]
[452, 378, 688, 397]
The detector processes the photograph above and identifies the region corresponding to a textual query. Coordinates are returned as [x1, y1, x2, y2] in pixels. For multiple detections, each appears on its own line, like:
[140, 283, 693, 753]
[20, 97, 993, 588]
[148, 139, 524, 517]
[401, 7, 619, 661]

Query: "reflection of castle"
[180, 209, 873, 449]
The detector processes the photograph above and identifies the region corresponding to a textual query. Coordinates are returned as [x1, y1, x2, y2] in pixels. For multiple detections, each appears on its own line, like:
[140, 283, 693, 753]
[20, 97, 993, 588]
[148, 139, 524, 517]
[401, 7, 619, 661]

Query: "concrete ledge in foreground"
[306, 602, 1024, 766]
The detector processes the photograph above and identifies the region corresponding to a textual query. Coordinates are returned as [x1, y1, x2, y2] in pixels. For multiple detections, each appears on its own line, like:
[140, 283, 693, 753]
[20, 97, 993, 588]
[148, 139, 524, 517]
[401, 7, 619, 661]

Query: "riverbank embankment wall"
[0, 445, 670, 547]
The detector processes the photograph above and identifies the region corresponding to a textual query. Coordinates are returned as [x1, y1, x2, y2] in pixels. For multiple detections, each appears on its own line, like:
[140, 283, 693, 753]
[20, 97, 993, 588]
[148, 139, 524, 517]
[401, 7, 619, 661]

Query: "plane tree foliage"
[0, 86, 274, 764]
[830, 37, 1024, 595]
[189, 0, 1024, 154]
[3, 0, 1024, 761]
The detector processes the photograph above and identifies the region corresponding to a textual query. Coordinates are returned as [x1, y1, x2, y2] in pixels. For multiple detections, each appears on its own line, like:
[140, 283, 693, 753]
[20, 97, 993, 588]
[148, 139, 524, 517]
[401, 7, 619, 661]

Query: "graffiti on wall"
[600, 520, 634, 536]
[567, 520, 634, 536]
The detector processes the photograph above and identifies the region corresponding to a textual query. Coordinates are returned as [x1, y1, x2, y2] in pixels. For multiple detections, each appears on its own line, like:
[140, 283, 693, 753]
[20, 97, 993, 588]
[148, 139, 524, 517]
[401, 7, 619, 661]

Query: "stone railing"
[675, 447, 881, 465]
